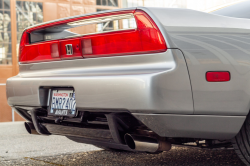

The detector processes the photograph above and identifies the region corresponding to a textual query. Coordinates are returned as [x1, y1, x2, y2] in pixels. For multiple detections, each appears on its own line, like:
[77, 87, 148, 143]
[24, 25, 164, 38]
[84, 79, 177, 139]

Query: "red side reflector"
[206, 72, 230, 82]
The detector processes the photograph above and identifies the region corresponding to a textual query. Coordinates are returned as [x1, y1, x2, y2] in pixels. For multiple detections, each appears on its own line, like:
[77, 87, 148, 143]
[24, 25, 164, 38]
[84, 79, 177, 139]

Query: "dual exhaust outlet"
[25, 122, 171, 153]
[124, 134, 171, 153]
[24, 122, 40, 135]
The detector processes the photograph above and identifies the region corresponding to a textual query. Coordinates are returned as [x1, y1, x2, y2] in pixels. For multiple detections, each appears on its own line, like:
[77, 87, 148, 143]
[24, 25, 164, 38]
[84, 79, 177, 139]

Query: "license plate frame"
[47, 88, 77, 117]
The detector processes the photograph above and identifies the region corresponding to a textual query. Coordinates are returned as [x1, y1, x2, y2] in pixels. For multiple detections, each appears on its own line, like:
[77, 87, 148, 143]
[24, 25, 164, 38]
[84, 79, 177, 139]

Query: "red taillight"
[19, 9, 167, 63]
[81, 10, 166, 58]
[20, 40, 60, 62]
[81, 29, 142, 58]
[206, 72, 230, 82]
[19, 31, 29, 62]
[135, 10, 166, 52]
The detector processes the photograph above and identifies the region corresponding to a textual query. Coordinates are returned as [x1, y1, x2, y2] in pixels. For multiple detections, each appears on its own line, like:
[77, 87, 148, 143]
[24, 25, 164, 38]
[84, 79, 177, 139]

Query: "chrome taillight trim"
[24, 8, 136, 31]
[67, 14, 134, 26]
[62, 28, 137, 40]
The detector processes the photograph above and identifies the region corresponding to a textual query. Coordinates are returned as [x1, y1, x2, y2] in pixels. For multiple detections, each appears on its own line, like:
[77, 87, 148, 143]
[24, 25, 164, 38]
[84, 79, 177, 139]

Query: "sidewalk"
[0, 122, 100, 160]
[0, 122, 245, 166]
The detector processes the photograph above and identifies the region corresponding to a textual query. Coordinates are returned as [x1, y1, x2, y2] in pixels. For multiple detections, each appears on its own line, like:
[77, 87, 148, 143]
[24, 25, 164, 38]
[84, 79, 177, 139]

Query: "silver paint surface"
[7, 49, 193, 114]
[7, 7, 250, 138]
[146, 7, 250, 116]
[133, 113, 245, 139]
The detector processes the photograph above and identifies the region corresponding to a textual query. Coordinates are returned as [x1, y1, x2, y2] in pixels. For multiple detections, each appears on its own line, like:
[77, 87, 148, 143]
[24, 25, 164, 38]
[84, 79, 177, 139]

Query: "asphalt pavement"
[0, 122, 246, 166]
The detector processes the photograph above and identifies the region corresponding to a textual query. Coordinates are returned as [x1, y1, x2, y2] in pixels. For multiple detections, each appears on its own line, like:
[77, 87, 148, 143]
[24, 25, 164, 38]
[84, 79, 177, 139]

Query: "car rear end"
[6, 7, 194, 152]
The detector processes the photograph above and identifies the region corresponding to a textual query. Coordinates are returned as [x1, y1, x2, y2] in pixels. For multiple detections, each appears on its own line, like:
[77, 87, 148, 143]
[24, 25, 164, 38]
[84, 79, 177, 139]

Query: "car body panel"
[7, 7, 250, 139]
[133, 113, 245, 139]
[7, 49, 194, 114]
[145, 7, 250, 116]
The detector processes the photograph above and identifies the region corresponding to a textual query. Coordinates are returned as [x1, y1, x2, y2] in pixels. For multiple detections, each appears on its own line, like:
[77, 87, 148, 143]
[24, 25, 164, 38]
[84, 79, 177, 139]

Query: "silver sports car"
[6, 6, 250, 165]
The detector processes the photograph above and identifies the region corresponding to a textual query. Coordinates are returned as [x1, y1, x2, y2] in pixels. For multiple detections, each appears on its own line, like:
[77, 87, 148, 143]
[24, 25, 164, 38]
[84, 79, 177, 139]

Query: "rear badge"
[65, 44, 73, 55]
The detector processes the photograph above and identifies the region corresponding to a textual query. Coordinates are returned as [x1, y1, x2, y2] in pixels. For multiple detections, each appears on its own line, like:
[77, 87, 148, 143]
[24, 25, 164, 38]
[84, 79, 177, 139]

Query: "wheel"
[232, 113, 250, 165]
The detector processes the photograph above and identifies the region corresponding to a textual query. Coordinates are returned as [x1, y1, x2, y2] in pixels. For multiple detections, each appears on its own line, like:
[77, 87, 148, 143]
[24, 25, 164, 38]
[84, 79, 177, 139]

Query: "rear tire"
[232, 114, 250, 165]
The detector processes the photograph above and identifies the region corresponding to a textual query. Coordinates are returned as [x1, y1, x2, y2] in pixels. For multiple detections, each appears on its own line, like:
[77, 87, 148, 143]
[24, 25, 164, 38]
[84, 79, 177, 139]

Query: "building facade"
[0, 0, 242, 122]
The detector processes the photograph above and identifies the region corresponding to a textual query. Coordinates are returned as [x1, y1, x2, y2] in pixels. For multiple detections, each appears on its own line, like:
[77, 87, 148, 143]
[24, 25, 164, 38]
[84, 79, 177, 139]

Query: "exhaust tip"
[124, 134, 136, 150]
[24, 122, 40, 135]
[124, 133, 171, 153]
[24, 122, 32, 134]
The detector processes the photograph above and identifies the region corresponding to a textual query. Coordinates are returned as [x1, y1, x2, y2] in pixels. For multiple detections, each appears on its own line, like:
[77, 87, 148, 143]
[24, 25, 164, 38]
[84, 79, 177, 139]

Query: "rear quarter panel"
[145, 7, 250, 116]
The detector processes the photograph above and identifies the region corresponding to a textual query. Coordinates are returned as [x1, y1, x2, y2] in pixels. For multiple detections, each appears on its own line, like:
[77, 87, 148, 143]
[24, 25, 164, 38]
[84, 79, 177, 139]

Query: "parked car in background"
[6, 6, 250, 165]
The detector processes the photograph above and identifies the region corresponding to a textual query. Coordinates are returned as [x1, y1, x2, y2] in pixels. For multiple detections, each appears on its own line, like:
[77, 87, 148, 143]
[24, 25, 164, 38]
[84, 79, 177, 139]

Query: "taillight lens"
[81, 29, 142, 58]
[19, 9, 167, 63]
[20, 40, 60, 62]
[81, 10, 166, 58]
[19, 31, 29, 62]
[135, 10, 166, 52]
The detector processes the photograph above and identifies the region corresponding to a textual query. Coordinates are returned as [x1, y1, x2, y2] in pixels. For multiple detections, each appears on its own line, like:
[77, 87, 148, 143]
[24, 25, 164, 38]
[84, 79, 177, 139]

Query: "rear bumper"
[7, 48, 245, 140]
[14, 106, 245, 140]
[7, 49, 193, 115]
[133, 113, 245, 139]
